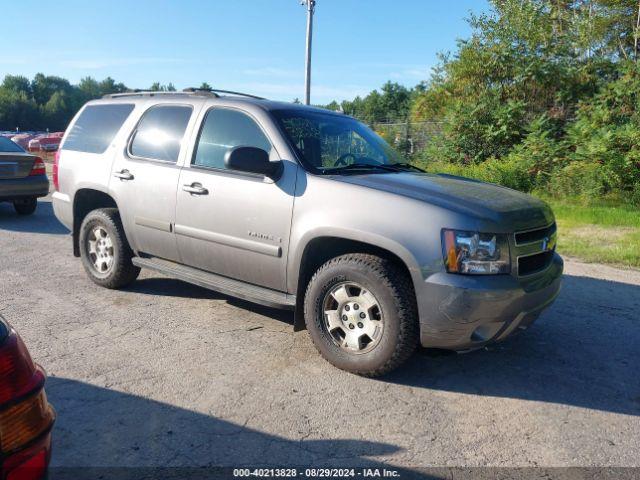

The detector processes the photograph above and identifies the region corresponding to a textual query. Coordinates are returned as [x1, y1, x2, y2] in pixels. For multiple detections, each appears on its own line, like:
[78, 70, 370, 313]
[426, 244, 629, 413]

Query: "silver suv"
[52, 89, 563, 376]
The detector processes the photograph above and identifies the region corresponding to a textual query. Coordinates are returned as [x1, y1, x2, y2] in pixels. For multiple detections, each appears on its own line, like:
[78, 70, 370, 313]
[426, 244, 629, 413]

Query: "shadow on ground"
[384, 274, 640, 417]
[124, 270, 639, 416]
[127, 277, 294, 325]
[0, 200, 69, 235]
[46, 377, 422, 477]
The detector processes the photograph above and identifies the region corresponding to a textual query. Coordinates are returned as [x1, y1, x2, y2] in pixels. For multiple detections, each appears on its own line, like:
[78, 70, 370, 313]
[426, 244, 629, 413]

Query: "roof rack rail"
[182, 87, 265, 100]
[103, 88, 265, 100]
[102, 89, 219, 99]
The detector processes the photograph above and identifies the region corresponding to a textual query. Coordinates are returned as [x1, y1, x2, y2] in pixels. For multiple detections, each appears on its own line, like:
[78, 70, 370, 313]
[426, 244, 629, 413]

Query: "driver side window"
[193, 108, 272, 170]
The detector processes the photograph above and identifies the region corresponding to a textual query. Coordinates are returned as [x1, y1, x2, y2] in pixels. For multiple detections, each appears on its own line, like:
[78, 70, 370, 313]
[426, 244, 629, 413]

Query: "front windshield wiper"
[322, 162, 426, 175]
[388, 162, 426, 172]
[323, 163, 401, 174]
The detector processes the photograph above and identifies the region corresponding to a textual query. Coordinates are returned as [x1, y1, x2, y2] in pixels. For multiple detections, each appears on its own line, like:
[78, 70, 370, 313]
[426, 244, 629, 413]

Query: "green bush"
[503, 115, 566, 187]
[435, 96, 528, 164]
[420, 155, 534, 191]
[547, 162, 606, 202]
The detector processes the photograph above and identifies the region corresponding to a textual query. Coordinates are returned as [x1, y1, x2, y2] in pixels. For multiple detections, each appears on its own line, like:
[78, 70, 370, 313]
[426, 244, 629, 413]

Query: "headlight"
[442, 229, 510, 275]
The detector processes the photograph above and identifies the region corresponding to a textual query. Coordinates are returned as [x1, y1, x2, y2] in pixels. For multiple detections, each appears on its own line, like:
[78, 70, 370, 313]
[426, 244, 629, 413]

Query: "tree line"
[0, 75, 198, 132]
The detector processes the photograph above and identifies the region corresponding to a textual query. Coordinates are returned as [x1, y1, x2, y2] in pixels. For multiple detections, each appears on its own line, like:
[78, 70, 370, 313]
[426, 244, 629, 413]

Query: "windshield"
[0, 136, 25, 153]
[273, 109, 406, 174]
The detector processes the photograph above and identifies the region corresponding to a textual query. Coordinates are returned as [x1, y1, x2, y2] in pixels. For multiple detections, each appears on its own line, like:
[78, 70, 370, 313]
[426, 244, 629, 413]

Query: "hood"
[332, 172, 554, 231]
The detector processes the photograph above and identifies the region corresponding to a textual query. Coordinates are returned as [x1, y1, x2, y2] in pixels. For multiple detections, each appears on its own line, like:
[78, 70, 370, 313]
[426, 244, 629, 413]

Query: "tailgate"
[0, 153, 36, 179]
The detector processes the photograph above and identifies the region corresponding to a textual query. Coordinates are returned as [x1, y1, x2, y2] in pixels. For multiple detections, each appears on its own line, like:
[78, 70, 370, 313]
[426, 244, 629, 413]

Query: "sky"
[1, 0, 489, 104]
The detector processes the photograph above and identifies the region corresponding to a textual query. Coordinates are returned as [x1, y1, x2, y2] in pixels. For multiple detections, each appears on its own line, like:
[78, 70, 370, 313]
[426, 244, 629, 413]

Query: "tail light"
[0, 319, 54, 480]
[52, 151, 60, 191]
[0, 390, 54, 452]
[3, 438, 50, 480]
[0, 334, 42, 405]
[28, 158, 46, 177]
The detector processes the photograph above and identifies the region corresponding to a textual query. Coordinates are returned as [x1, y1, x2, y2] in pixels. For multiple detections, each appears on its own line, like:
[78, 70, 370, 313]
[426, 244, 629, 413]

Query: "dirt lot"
[0, 197, 639, 471]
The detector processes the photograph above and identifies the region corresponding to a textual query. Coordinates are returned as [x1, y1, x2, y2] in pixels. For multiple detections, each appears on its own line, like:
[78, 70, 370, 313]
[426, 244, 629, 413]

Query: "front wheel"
[304, 253, 419, 377]
[79, 208, 140, 289]
[13, 197, 37, 215]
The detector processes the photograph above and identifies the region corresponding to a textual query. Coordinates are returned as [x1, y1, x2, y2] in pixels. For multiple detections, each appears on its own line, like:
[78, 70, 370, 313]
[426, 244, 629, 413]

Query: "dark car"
[0, 137, 49, 215]
[0, 314, 55, 480]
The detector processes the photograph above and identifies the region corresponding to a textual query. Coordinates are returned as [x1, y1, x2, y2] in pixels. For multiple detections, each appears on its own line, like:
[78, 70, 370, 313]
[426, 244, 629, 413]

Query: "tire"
[79, 208, 140, 289]
[13, 197, 37, 215]
[304, 253, 419, 377]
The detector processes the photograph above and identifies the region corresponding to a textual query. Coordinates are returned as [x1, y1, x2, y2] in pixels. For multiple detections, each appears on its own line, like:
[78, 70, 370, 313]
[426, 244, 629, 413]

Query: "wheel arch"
[292, 234, 419, 331]
[72, 188, 119, 257]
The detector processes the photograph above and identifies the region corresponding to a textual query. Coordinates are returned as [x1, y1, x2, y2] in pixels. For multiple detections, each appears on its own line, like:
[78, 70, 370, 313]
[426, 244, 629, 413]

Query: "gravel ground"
[0, 198, 639, 471]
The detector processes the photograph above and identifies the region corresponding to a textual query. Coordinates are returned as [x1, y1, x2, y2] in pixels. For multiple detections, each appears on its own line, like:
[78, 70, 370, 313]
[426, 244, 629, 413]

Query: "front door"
[110, 102, 198, 262]
[174, 107, 296, 291]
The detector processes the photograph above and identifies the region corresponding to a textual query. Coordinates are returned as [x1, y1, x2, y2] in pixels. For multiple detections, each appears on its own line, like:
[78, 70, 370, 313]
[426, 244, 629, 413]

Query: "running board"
[132, 256, 296, 310]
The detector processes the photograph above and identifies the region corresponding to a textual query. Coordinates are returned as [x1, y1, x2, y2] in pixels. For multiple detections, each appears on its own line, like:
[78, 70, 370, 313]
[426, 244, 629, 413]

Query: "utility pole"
[301, 0, 316, 105]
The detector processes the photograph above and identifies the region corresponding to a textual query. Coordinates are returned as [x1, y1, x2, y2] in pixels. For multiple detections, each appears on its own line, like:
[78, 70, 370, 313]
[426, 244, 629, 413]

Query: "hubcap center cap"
[339, 301, 369, 330]
[341, 302, 362, 323]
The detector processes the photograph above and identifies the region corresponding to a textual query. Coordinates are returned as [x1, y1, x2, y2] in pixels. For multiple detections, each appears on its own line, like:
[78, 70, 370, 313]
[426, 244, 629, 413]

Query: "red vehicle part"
[52, 151, 60, 191]
[0, 319, 54, 480]
[28, 158, 46, 178]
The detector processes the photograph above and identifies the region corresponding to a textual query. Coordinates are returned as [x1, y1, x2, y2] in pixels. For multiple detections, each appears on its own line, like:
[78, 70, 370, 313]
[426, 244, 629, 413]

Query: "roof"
[98, 88, 344, 116]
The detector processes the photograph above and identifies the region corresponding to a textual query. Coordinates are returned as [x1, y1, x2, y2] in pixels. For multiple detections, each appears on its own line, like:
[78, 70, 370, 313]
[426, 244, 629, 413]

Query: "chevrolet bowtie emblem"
[542, 237, 549, 251]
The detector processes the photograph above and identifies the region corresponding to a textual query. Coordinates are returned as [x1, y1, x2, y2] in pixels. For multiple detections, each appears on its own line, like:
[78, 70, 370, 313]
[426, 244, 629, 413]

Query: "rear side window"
[63, 104, 134, 154]
[129, 105, 193, 163]
[193, 108, 271, 170]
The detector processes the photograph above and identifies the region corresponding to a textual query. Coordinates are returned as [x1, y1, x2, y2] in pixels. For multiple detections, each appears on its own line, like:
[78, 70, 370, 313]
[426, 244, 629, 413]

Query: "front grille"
[518, 251, 554, 276]
[515, 223, 557, 245]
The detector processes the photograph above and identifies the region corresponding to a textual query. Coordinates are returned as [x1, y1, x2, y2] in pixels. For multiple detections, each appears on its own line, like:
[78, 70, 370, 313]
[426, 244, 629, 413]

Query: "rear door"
[109, 101, 201, 262]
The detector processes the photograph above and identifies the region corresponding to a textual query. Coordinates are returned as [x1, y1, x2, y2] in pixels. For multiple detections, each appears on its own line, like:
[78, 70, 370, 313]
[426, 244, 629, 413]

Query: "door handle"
[113, 169, 134, 180]
[182, 183, 209, 195]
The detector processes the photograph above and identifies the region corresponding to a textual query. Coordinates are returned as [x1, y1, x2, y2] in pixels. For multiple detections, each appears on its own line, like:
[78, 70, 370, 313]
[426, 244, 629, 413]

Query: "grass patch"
[542, 197, 640, 268]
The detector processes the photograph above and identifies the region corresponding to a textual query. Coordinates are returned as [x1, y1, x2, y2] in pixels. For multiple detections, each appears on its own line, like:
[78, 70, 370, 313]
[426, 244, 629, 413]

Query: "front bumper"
[0, 175, 49, 201]
[418, 252, 563, 349]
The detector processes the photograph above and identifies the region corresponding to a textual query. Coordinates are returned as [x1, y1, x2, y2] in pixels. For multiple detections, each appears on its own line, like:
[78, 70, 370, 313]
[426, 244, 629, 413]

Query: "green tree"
[2, 75, 32, 96]
[43, 91, 71, 131]
[99, 77, 127, 95]
[31, 73, 72, 106]
[0, 89, 39, 131]
[78, 77, 101, 99]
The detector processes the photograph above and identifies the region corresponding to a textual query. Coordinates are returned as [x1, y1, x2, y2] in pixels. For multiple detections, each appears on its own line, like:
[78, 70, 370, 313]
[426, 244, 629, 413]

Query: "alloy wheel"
[322, 282, 384, 354]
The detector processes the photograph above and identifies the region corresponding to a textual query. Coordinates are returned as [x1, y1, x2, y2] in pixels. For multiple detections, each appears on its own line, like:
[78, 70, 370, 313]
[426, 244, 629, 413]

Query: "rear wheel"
[304, 253, 419, 377]
[79, 208, 140, 289]
[13, 197, 37, 215]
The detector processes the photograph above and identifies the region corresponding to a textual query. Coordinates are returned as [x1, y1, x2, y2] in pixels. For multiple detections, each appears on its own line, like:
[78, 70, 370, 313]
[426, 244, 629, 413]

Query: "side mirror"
[224, 146, 282, 179]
